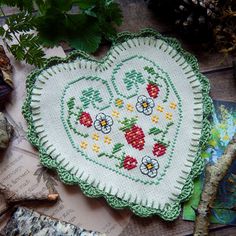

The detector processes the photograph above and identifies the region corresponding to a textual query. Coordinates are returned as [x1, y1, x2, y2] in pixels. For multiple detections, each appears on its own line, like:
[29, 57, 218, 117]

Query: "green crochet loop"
[22, 29, 213, 220]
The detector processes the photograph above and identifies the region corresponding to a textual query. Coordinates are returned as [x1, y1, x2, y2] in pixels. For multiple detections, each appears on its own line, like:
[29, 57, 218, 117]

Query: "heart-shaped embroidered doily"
[23, 30, 212, 220]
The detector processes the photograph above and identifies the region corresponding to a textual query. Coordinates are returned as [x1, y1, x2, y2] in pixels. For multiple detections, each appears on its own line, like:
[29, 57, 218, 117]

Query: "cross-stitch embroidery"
[23, 30, 212, 220]
[62, 57, 182, 182]
[119, 117, 146, 151]
[140, 156, 159, 178]
[136, 95, 155, 116]
[123, 155, 138, 170]
[94, 113, 113, 134]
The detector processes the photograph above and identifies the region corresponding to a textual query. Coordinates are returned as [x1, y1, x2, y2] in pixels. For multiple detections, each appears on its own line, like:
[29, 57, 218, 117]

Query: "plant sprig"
[0, 0, 123, 67]
[0, 10, 46, 67]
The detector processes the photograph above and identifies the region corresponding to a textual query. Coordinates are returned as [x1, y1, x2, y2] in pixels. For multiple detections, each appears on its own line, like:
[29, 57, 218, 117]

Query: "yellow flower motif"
[170, 102, 177, 109]
[80, 141, 88, 149]
[151, 115, 159, 124]
[156, 105, 164, 112]
[209, 139, 217, 147]
[104, 135, 112, 144]
[126, 103, 134, 112]
[165, 112, 173, 120]
[115, 98, 124, 108]
[219, 124, 226, 129]
[112, 110, 120, 118]
[92, 144, 100, 153]
[223, 134, 230, 141]
[92, 133, 99, 141]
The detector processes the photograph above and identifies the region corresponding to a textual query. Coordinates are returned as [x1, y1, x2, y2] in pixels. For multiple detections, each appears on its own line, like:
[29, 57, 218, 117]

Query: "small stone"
[0, 112, 13, 150]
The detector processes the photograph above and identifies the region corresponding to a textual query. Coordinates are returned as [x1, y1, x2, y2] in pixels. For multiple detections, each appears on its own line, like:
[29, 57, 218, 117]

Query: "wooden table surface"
[1, 1, 236, 235]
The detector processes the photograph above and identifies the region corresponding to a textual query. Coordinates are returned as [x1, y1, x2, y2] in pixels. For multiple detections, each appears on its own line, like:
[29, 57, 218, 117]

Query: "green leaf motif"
[148, 127, 162, 135]
[67, 97, 75, 111]
[80, 87, 103, 109]
[123, 70, 145, 91]
[112, 143, 124, 154]
[119, 117, 137, 132]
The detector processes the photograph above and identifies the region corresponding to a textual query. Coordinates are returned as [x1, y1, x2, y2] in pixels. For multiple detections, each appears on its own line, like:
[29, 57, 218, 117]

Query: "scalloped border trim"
[22, 29, 213, 220]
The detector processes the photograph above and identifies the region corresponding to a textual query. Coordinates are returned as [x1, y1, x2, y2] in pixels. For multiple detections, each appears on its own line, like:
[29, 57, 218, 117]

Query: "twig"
[0, 183, 59, 204]
[194, 134, 236, 235]
[0, 183, 59, 218]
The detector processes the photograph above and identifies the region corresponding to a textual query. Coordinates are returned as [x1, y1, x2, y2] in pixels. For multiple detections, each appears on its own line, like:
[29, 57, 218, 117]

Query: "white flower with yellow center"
[136, 95, 155, 116]
[94, 113, 113, 134]
[140, 156, 159, 178]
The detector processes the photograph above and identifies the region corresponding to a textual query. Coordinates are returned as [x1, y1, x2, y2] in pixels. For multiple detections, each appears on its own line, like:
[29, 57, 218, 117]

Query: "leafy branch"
[0, 10, 46, 67]
[0, 0, 123, 67]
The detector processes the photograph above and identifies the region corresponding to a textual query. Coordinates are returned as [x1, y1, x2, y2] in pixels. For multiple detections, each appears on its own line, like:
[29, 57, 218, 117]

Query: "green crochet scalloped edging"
[22, 29, 213, 220]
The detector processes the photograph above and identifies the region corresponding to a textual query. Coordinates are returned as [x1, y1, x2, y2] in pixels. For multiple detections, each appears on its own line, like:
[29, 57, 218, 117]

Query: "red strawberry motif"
[146, 83, 160, 98]
[120, 117, 145, 150]
[79, 112, 93, 127]
[153, 143, 167, 157]
[125, 126, 145, 150]
[123, 155, 138, 170]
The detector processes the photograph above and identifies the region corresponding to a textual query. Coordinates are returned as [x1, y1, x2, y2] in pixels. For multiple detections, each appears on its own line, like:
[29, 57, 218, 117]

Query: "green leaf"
[149, 127, 162, 135]
[0, 26, 4, 36]
[0, 0, 34, 12]
[8, 33, 46, 67]
[0, 0, 123, 62]
[80, 87, 103, 108]
[36, 7, 68, 46]
[6, 12, 36, 33]
[112, 143, 124, 154]
[73, 0, 97, 10]
[67, 97, 75, 110]
[47, 0, 73, 11]
[124, 70, 145, 90]
[201, 151, 211, 159]
[119, 117, 137, 131]
[102, 0, 123, 26]
[0, 26, 13, 40]
[67, 16, 102, 52]
[100, 21, 117, 39]
[9, 44, 25, 60]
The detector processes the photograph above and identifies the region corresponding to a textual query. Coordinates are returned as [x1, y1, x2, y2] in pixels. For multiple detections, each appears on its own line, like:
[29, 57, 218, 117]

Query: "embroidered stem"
[98, 152, 122, 161]
[66, 98, 89, 138]
[160, 122, 174, 142]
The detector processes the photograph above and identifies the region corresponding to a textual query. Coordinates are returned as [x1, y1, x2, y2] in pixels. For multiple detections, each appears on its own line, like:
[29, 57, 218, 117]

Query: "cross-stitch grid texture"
[22, 29, 213, 220]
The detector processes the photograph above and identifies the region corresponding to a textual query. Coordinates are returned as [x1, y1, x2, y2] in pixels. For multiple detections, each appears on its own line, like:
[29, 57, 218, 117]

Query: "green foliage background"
[0, 0, 123, 67]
